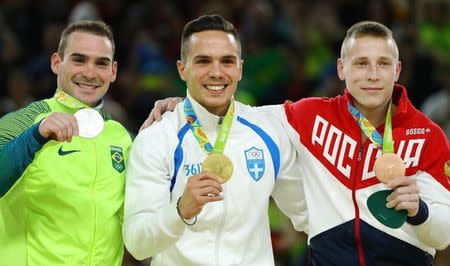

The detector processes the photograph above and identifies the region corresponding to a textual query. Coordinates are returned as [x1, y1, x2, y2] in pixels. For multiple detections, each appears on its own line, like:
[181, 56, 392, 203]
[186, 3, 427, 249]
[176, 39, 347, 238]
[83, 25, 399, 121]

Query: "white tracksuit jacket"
[123, 94, 308, 266]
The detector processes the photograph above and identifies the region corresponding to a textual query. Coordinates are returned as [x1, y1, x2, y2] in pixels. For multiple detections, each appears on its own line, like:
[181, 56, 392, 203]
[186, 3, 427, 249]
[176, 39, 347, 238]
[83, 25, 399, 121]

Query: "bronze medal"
[203, 153, 233, 183]
[373, 153, 405, 183]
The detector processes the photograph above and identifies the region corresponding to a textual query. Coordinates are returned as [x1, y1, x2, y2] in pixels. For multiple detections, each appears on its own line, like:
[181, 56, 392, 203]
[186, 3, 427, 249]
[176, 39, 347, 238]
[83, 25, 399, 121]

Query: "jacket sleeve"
[408, 126, 450, 250]
[123, 122, 187, 260]
[269, 107, 308, 233]
[0, 102, 50, 197]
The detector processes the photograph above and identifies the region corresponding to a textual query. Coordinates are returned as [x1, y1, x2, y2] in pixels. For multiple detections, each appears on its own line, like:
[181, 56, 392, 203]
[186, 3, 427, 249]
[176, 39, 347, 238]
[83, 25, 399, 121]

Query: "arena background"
[0, 0, 448, 265]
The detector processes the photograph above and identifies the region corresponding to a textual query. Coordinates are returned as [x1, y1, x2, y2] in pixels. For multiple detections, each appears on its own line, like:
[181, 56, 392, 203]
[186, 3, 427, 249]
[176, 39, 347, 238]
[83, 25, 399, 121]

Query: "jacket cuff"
[32, 121, 50, 145]
[406, 198, 429, 226]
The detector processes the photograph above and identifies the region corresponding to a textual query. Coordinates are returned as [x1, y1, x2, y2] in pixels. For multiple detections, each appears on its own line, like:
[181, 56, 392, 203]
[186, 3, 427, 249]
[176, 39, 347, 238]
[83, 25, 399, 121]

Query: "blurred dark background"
[0, 0, 448, 265]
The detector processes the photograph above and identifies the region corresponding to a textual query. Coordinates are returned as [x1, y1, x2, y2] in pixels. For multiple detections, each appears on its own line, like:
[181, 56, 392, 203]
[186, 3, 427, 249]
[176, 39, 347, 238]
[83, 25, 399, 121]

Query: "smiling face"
[51, 31, 117, 107]
[337, 36, 401, 118]
[177, 30, 243, 116]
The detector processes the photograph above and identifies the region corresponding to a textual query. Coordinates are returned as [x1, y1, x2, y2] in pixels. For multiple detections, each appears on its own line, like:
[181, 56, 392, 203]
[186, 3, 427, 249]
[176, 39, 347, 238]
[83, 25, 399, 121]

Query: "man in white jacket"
[123, 14, 307, 265]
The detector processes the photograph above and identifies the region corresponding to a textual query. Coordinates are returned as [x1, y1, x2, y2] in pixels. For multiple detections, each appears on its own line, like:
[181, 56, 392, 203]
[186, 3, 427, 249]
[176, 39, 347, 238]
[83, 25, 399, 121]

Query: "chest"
[174, 119, 280, 198]
[301, 113, 426, 188]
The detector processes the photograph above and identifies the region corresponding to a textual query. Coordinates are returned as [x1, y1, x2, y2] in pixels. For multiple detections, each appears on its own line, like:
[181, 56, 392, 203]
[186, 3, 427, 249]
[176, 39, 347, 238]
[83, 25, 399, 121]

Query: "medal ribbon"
[347, 101, 394, 153]
[184, 97, 234, 154]
[53, 89, 103, 110]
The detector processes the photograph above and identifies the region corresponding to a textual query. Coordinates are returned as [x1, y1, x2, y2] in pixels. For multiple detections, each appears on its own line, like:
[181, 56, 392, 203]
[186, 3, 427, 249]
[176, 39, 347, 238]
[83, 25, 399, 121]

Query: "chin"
[364, 102, 385, 110]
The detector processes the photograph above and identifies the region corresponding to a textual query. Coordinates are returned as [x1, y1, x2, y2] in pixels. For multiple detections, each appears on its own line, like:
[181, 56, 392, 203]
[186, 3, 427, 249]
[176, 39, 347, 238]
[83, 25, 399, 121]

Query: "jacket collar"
[343, 84, 410, 121]
[185, 91, 225, 132]
[53, 88, 104, 110]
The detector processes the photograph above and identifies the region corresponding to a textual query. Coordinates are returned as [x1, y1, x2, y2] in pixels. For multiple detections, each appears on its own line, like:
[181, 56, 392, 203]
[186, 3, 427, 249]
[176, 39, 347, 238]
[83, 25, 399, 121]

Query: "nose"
[83, 63, 97, 80]
[367, 64, 379, 81]
[208, 61, 224, 79]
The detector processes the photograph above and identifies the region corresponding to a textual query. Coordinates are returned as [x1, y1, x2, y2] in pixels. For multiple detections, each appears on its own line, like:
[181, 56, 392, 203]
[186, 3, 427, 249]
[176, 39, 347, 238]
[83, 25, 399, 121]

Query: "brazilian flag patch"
[111, 146, 125, 173]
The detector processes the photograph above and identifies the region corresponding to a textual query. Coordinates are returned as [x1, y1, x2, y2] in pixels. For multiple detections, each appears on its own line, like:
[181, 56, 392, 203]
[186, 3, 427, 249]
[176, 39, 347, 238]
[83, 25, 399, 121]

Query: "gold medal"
[373, 153, 405, 183]
[203, 153, 233, 183]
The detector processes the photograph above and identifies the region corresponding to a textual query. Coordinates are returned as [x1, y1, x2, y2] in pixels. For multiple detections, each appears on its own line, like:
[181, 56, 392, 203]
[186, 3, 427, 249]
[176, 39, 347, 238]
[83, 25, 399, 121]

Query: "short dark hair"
[58, 20, 115, 59]
[341, 21, 398, 59]
[180, 14, 241, 61]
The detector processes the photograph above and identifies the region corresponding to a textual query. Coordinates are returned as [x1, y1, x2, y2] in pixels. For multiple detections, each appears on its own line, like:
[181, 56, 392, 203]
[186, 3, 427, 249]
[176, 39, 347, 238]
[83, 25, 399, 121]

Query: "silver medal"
[74, 108, 104, 138]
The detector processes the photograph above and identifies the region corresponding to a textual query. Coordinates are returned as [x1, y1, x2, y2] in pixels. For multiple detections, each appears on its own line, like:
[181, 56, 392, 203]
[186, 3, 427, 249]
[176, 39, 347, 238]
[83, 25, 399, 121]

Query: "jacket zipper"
[218, 116, 224, 130]
[353, 143, 366, 266]
[214, 187, 227, 265]
[88, 143, 98, 265]
[214, 116, 226, 265]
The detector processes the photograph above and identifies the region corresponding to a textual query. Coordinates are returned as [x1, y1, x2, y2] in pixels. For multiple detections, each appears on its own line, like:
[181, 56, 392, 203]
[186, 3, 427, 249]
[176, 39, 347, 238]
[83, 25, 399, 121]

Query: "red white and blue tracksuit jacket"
[282, 85, 450, 266]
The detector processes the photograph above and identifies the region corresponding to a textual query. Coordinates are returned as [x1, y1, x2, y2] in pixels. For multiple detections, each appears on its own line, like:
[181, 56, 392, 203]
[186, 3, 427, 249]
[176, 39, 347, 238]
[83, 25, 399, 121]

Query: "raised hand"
[38, 112, 79, 142]
[386, 176, 420, 217]
[177, 171, 224, 219]
[139, 97, 183, 132]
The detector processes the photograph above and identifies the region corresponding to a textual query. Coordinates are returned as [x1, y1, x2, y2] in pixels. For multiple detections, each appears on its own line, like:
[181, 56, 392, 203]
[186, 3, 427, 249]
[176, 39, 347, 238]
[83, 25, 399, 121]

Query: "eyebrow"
[70, 53, 112, 63]
[192, 54, 238, 60]
[221, 55, 237, 60]
[352, 56, 394, 61]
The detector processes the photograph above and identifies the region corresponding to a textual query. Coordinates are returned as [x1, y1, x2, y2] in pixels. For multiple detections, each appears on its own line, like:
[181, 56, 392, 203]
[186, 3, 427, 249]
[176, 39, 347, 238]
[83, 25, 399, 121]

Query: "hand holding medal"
[177, 97, 234, 221]
[367, 103, 407, 228]
[349, 102, 407, 228]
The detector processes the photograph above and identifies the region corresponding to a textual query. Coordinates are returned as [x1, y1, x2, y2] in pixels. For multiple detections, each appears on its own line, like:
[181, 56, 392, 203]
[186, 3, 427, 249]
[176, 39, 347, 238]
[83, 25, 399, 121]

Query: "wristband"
[176, 196, 197, 226]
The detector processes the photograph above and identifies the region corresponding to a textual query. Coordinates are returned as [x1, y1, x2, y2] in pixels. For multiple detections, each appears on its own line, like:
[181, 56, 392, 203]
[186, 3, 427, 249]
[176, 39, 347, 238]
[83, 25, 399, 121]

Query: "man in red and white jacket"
[281, 21, 449, 266]
[284, 83, 449, 265]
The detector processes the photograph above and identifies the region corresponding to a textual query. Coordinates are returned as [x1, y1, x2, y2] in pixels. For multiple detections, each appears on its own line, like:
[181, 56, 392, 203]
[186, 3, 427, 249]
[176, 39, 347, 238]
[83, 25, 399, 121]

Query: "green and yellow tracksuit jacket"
[0, 91, 132, 265]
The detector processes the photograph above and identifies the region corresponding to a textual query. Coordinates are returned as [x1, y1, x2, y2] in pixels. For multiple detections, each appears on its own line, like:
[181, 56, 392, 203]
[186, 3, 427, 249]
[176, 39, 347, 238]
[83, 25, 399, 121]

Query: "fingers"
[386, 176, 415, 189]
[39, 113, 79, 142]
[167, 97, 183, 111]
[386, 177, 420, 217]
[139, 97, 183, 132]
[153, 100, 164, 122]
[139, 117, 153, 132]
[66, 117, 79, 142]
[193, 172, 224, 192]
[177, 172, 224, 219]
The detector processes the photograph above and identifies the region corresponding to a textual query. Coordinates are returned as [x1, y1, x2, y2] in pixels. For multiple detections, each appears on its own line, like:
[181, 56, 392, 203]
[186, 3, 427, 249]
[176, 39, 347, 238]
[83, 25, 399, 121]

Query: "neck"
[206, 105, 228, 117]
[364, 108, 386, 128]
[355, 101, 394, 128]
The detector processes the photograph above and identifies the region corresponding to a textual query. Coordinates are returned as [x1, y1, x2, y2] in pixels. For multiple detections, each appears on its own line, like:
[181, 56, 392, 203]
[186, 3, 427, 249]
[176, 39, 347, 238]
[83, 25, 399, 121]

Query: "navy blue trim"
[237, 116, 280, 178]
[170, 123, 190, 192]
[309, 219, 434, 266]
[33, 119, 50, 144]
[406, 199, 429, 226]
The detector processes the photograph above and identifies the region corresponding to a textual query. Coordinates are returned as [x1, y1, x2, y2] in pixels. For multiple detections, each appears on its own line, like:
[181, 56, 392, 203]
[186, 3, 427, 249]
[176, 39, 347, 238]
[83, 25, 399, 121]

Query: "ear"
[394, 61, 402, 82]
[50, 53, 62, 74]
[176, 60, 187, 81]
[337, 58, 345, 81]
[110, 61, 118, 83]
[237, 59, 244, 81]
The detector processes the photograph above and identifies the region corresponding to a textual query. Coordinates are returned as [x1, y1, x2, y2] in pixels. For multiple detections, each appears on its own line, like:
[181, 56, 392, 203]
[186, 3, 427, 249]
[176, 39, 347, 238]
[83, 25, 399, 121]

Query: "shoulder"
[0, 99, 52, 147]
[234, 102, 288, 142]
[404, 104, 444, 133]
[402, 106, 449, 152]
[2, 100, 52, 122]
[284, 96, 341, 114]
[0, 99, 51, 133]
[234, 102, 275, 127]
[134, 104, 184, 146]
[283, 95, 344, 131]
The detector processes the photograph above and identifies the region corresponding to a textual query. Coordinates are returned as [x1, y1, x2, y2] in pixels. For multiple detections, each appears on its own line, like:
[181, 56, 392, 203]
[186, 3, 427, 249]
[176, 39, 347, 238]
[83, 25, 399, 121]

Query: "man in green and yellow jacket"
[0, 20, 132, 265]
